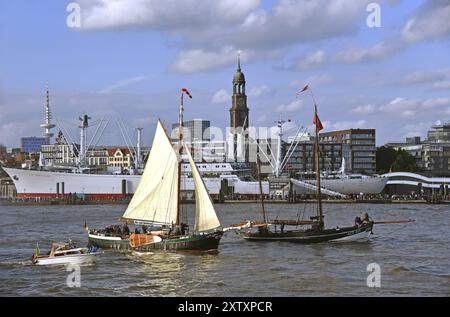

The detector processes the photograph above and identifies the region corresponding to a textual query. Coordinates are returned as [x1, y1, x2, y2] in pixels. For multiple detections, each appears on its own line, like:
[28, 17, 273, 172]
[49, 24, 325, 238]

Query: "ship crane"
[78, 114, 91, 167]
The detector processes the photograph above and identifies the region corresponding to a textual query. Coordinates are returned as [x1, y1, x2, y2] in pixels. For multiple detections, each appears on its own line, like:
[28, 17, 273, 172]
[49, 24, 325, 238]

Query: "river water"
[0, 203, 448, 296]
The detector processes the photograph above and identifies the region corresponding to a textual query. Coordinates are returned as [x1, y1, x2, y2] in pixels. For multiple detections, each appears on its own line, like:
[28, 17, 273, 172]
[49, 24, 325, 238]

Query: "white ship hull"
[305, 177, 388, 195]
[2, 167, 267, 199]
[2, 167, 386, 200]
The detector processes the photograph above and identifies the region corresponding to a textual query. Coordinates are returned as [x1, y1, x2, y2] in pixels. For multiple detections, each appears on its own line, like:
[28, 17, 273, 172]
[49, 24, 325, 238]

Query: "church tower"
[229, 53, 249, 162]
[230, 53, 249, 131]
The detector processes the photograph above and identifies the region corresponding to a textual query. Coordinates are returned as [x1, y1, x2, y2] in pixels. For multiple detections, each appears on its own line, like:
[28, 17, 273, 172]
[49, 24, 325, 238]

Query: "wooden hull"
[242, 223, 373, 243]
[88, 231, 223, 252]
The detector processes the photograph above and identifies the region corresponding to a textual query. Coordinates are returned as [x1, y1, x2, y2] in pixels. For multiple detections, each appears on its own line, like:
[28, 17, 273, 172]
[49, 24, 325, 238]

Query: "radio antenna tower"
[40, 81, 56, 140]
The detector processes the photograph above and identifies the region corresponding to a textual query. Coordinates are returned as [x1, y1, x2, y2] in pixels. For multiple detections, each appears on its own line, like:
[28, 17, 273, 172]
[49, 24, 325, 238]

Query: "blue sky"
[1, 0, 449, 147]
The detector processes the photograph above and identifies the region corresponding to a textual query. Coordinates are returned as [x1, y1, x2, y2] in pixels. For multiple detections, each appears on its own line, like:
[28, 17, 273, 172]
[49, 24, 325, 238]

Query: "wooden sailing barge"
[240, 91, 374, 243]
[88, 89, 223, 251]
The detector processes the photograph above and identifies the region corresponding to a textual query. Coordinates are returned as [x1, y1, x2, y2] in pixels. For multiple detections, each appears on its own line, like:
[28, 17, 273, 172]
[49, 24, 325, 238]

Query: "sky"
[0, 0, 449, 148]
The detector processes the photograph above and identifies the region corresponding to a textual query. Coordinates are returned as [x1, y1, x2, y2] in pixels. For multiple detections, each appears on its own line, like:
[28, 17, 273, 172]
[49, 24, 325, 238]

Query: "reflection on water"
[0, 203, 449, 296]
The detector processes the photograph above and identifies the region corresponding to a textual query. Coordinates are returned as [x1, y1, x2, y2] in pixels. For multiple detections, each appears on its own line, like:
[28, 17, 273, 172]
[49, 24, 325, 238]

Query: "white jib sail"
[122, 120, 178, 224]
[185, 145, 221, 232]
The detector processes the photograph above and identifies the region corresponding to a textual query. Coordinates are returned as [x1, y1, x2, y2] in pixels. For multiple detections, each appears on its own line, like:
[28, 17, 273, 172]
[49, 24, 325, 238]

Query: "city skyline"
[1, 0, 450, 148]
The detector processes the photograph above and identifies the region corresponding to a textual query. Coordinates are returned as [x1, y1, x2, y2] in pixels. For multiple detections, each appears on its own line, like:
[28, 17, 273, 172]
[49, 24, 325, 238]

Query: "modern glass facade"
[20, 137, 49, 153]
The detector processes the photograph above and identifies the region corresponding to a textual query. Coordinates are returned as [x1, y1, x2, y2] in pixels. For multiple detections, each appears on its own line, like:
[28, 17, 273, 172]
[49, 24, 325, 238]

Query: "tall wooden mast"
[176, 92, 184, 226]
[314, 104, 324, 230]
[256, 154, 267, 223]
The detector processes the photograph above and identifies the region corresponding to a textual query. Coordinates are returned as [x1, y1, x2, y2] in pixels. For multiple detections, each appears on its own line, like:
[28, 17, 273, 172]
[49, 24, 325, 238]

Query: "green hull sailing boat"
[87, 89, 223, 251]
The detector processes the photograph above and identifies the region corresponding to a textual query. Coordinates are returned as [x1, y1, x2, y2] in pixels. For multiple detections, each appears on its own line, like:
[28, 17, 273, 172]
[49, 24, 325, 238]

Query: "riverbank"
[1, 198, 447, 206]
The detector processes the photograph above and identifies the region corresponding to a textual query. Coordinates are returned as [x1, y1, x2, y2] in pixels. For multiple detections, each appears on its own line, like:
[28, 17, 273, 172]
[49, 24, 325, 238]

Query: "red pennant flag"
[182, 88, 192, 99]
[313, 106, 323, 132]
[296, 84, 309, 98]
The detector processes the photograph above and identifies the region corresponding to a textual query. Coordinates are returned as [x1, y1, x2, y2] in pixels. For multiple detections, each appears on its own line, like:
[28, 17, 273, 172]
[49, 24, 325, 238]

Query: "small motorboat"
[31, 241, 102, 266]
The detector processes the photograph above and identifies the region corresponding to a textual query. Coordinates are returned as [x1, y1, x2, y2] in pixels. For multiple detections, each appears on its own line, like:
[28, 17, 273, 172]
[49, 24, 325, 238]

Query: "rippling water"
[0, 203, 449, 296]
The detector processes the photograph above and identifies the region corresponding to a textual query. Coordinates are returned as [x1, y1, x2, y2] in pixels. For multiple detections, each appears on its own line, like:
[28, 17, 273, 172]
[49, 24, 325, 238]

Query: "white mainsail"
[122, 120, 179, 224]
[185, 145, 221, 232]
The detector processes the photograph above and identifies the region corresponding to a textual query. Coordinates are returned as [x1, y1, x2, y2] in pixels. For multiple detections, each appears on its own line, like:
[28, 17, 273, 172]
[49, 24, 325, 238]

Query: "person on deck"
[355, 216, 363, 227]
[362, 212, 373, 225]
[122, 224, 130, 236]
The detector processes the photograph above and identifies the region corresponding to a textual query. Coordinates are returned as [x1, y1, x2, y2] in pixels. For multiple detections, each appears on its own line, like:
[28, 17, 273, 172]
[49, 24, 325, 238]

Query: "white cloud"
[433, 81, 450, 90]
[99, 75, 150, 94]
[212, 89, 230, 104]
[336, 40, 401, 64]
[173, 47, 238, 73]
[422, 98, 450, 108]
[379, 97, 422, 113]
[400, 110, 416, 117]
[297, 50, 327, 70]
[402, 71, 447, 85]
[78, 0, 374, 73]
[248, 85, 274, 98]
[322, 120, 368, 131]
[276, 100, 303, 113]
[401, 1, 450, 43]
[374, 97, 450, 116]
[352, 105, 376, 115]
[173, 47, 281, 73]
[79, 0, 260, 31]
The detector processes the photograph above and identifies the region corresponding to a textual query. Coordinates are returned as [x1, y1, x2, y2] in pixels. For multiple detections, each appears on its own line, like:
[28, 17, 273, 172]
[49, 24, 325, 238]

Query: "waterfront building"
[20, 136, 49, 153]
[427, 122, 450, 143]
[383, 171, 450, 197]
[0, 177, 16, 198]
[385, 136, 424, 169]
[172, 119, 211, 142]
[319, 129, 376, 175]
[107, 148, 132, 170]
[192, 140, 226, 163]
[41, 143, 77, 165]
[282, 139, 343, 177]
[171, 120, 225, 162]
[422, 143, 450, 176]
[385, 122, 450, 176]
[86, 148, 109, 167]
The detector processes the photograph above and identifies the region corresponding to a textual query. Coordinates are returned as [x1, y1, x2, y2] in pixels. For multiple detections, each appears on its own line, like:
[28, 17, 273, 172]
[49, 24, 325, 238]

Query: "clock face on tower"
[236, 97, 246, 108]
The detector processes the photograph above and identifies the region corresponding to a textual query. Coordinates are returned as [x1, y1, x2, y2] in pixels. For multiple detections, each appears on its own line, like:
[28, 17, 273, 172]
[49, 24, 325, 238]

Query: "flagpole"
[314, 109, 323, 229]
[309, 88, 317, 107]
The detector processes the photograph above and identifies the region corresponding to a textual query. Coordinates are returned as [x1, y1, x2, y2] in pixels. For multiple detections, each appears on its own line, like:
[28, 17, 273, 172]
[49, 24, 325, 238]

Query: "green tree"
[376, 146, 419, 173]
[376, 146, 398, 173]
